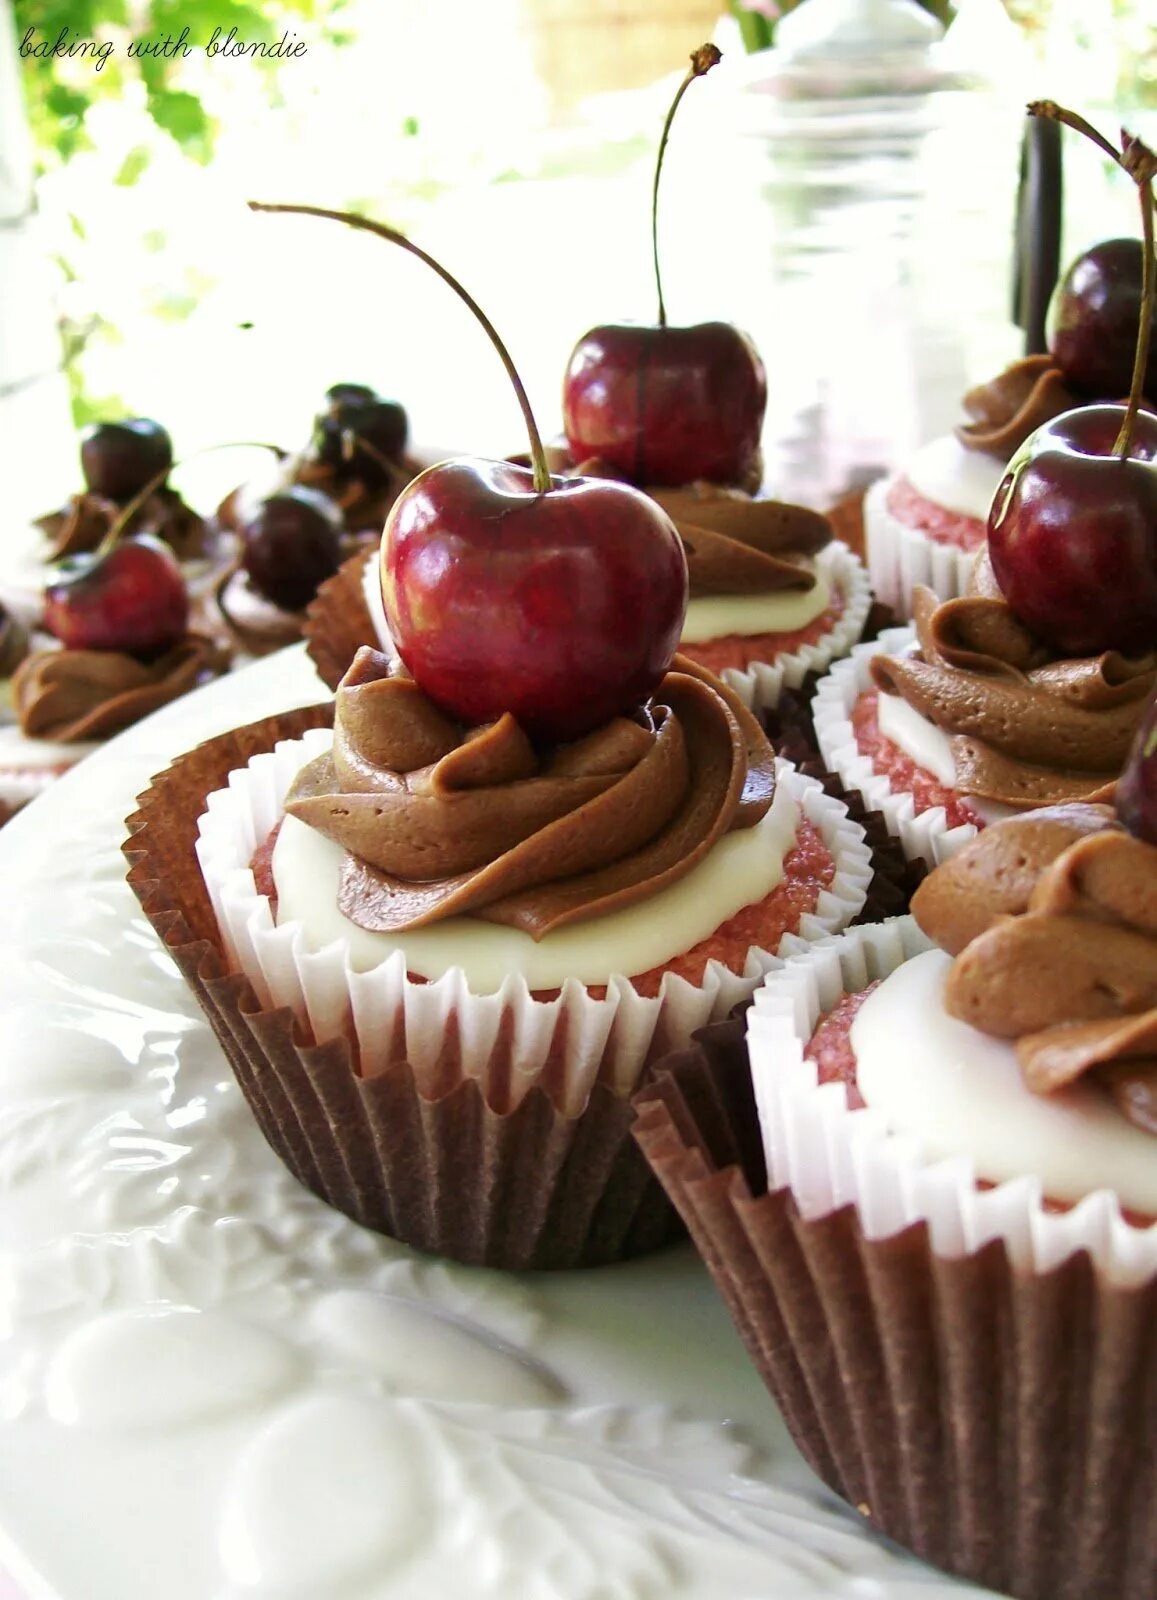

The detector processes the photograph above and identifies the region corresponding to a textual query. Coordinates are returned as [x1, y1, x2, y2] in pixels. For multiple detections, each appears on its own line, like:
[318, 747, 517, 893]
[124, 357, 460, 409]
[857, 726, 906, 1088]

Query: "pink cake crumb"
[851, 689, 982, 831]
[886, 475, 987, 552]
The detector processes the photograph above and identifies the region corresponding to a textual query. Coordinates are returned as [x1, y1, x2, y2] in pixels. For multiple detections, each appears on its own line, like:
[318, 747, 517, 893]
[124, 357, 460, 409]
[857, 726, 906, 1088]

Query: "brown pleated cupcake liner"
[633, 1029, 1157, 1600]
[304, 548, 376, 692]
[123, 703, 686, 1269]
[760, 675, 925, 922]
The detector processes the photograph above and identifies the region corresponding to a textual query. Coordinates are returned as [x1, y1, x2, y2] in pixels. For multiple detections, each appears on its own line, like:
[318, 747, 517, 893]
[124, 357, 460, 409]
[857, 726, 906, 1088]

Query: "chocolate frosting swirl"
[870, 555, 1157, 807]
[912, 808, 1157, 1135]
[647, 482, 831, 596]
[11, 634, 226, 742]
[37, 488, 209, 562]
[556, 458, 831, 598]
[955, 354, 1079, 460]
[285, 646, 776, 939]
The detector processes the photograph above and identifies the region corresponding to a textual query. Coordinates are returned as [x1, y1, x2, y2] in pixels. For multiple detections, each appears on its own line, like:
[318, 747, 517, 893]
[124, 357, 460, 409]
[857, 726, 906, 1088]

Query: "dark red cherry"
[1047, 239, 1157, 400]
[987, 404, 1157, 656]
[240, 486, 345, 611]
[43, 535, 188, 658]
[80, 418, 173, 502]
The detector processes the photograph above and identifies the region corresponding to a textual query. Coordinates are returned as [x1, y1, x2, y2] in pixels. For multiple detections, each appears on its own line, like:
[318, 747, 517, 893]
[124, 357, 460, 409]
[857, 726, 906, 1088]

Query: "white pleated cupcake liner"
[702, 540, 873, 715]
[363, 539, 872, 717]
[195, 734, 873, 1118]
[812, 626, 978, 868]
[863, 475, 985, 619]
[746, 917, 1157, 1288]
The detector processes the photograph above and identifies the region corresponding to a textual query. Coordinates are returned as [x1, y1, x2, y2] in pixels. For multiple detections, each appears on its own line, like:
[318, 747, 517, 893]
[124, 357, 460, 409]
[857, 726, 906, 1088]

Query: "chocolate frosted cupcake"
[812, 550, 1156, 865]
[0, 620, 225, 824]
[635, 798, 1157, 1600]
[128, 646, 873, 1269]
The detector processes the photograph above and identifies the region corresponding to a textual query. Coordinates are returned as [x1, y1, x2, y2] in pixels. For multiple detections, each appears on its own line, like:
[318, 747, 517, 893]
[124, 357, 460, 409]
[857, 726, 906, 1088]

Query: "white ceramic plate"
[0, 645, 1000, 1600]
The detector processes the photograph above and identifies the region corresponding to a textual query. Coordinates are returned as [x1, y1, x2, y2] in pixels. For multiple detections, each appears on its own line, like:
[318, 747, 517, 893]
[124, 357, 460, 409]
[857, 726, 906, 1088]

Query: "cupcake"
[812, 549, 1157, 867]
[3, 415, 234, 636]
[0, 592, 226, 826]
[863, 353, 1078, 617]
[125, 643, 874, 1269]
[210, 485, 351, 658]
[0, 517, 229, 824]
[635, 792, 1157, 1600]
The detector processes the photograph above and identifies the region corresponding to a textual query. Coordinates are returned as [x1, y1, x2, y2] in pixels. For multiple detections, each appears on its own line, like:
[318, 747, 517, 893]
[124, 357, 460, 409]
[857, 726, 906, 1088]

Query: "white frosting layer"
[680, 571, 830, 644]
[877, 690, 956, 784]
[272, 766, 803, 992]
[852, 949, 1157, 1216]
[903, 435, 1007, 522]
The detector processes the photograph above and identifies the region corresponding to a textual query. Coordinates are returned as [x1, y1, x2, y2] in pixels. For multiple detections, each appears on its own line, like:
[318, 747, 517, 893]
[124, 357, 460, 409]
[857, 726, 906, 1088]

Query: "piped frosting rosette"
[865, 355, 1083, 617]
[645, 483, 872, 713]
[814, 558, 1157, 866]
[632, 811, 1157, 1600]
[0, 633, 226, 816]
[139, 650, 871, 1268]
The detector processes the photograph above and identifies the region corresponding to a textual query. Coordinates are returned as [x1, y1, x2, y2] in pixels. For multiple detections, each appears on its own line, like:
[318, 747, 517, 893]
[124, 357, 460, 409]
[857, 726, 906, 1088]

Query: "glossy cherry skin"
[43, 534, 188, 658]
[314, 383, 408, 486]
[381, 458, 688, 742]
[80, 418, 173, 502]
[240, 486, 345, 612]
[1118, 688, 1157, 845]
[988, 405, 1157, 657]
[562, 322, 767, 488]
[1048, 239, 1157, 401]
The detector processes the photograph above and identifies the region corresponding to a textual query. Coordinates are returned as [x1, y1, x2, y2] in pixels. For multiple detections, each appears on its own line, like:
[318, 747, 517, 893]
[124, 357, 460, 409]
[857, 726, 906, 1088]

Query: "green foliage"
[13, 0, 337, 169]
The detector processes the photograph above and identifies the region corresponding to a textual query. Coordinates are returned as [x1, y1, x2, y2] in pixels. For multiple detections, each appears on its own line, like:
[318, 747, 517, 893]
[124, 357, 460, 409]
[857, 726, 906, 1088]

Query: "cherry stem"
[95, 441, 284, 557]
[1118, 169, 1156, 458]
[651, 43, 722, 330]
[249, 202, 553, 496]
[1028, 102, 1156, 459]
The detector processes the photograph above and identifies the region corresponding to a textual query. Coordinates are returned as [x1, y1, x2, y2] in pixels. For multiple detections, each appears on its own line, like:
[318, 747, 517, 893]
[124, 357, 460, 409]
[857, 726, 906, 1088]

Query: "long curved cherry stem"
[249, 202, 553, 496]
[651, 43, 721, 329]
[1028, 102, 1156, 458]
[1118, 165, 1156, 457]
[95, 440, 284, 558]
